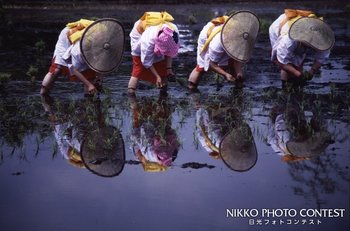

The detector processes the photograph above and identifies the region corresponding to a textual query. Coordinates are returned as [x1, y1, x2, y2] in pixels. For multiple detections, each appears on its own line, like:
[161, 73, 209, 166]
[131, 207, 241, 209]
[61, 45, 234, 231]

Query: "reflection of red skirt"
[49, 57, 96, 81]
[131, 56, 167, 84]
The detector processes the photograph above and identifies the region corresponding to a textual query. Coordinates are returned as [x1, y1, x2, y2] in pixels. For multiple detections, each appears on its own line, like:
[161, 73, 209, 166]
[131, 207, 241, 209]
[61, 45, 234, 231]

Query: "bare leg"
[188, 67, 203, 90]
[94, 73, 104, 92]
[40, 67, 61, 95]
[128, 76, 139, 94]
[280, 69, 290, 81]
[232, 60, 243, 79]
[159, 76, 168, 96]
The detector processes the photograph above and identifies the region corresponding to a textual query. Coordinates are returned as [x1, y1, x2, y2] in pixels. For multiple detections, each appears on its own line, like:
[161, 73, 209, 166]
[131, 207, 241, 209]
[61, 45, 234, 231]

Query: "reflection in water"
[267, 93, 332, 162]
[266, 91, 348, 208]
[41, 95, 125, 177]
[193, 91, 257, 172]
[129, 95, 180, 172]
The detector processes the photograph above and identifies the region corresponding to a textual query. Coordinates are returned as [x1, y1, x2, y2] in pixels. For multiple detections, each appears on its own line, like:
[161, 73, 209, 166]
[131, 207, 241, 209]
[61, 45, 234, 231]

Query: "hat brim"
[289, 17, 335, 51]
[80, 18, 125, 73]
[81, 126, 125, 177]
[221, 10, 260, 63]
[286, 130, 331, 157]
[219, 123, 257, 172]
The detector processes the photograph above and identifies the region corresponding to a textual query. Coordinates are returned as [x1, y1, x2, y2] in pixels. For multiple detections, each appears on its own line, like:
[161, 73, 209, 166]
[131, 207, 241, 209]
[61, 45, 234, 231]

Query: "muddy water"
[0, 2, 349, 231]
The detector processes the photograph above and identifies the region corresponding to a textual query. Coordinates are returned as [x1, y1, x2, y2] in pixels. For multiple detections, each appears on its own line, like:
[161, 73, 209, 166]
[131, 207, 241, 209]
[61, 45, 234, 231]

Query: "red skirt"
[131, 56, 167, 84]
[49, 57, 96, 81]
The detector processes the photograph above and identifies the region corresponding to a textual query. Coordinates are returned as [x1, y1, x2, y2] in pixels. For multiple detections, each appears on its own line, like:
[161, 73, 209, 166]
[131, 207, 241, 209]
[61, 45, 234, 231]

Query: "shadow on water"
[0, 1, 349, 231]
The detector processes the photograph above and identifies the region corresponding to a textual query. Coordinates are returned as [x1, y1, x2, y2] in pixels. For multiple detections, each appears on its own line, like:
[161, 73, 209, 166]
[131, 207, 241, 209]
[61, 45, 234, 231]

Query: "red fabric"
[48, 57, 96, 81]
[131, 56, 167, 84]
[195, 64, 204, 72]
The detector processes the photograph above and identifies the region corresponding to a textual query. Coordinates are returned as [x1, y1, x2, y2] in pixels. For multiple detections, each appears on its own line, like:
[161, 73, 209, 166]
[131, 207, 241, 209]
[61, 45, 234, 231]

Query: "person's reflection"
[129, 95, 180, 172]
[193, 92, 257, 172]
[41, 95, 85, 168]
[267, 94, 332, 162]
[41, 95, 125, 177]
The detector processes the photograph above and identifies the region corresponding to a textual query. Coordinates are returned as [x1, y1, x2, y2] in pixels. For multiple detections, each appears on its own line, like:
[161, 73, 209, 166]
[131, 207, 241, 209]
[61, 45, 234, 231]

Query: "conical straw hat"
[286, 130, 331, 157]
[219, 123, 257, 172]
[80, 18, 125, 73]
[81, 126, 125, 177]
[289, 17, 334, 51]
[221, 11, 260, 63]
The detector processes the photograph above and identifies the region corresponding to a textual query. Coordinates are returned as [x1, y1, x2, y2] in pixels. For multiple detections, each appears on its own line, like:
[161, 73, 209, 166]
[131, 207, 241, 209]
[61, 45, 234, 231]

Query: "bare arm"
[149, 65, 163, 88]
[277, 61, 302, 78]
[308, 60, 322, 77]
[72, 69, 96, 94]
[165, 56, 175, 76]
[209, 60, 235, 82]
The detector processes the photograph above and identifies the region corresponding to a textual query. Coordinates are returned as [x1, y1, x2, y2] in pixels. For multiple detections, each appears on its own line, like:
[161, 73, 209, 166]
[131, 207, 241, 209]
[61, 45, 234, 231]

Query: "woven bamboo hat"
[286, 130, 332, 157]
[80, 18, 125, 73]
[219, 123, 257, 172]
[221, 10, 260, 63]
[289, 17, 335, 51]
[81, 126, 125, 177]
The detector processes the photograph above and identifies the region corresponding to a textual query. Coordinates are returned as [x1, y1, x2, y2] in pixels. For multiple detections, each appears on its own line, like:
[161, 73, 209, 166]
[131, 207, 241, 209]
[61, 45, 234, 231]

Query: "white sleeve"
[269, 14, 286, 48]
[71, 41, 89, 73]
[208, 34, 226, 63]
[130, 20, 142, 56]
[276, 36, 297, 65]
[140, 27, 157, 68]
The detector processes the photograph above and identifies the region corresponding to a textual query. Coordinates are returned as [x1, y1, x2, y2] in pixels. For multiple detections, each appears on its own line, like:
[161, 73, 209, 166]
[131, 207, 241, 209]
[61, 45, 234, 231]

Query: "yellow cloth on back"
[66, 19, 94, 44]
[142, 161, 168, 172]
[200, 16, 228, 55]
[140, 11, 175, 31]
[279, 9, 322, 35]
[199, 124, 220, 154]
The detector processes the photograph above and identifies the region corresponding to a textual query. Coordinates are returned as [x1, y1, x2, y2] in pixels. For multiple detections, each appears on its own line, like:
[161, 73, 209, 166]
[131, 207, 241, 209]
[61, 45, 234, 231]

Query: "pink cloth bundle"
[154, 26, 179, 58]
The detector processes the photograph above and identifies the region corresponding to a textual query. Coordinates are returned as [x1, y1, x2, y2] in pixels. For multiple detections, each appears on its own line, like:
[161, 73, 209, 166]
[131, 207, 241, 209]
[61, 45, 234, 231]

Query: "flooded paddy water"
[0, 1, 349, 231]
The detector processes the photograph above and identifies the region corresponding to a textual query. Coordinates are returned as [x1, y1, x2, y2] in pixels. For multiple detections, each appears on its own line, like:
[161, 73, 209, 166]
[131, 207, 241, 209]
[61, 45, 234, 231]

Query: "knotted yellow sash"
[142, 161, 168, 172]
[66, 19, 94, 44]
[200, 16, 228, 55]
[137, 11, 175, 34]
[279, 9, 322, 35]
[67, 147, 85, 168]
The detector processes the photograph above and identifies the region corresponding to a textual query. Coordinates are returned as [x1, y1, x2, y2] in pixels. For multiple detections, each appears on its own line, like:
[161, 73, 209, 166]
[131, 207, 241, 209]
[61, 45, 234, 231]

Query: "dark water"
[0, 2, 349, 231]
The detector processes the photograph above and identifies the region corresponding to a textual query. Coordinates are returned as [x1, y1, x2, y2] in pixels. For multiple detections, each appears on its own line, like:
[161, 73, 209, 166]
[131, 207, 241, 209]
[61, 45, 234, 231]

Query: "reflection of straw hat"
[286, 130, 331, 157]
[80, 18, 125, 73]
[219, 123, 257, 172]
[81, 126, 125, 177]
[221, 11, 260, 63]
[289, 17, 335, 51]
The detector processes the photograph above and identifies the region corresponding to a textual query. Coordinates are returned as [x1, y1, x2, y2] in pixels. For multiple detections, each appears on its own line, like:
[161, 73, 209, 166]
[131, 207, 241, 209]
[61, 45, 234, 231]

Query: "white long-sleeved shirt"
[52, 27, 71, 66]
[62, 40, 90, 75]
[130, 20, 179, 68]
[197, 22, 230, 71]
[267, 114, 291, 155]
[54, 122, 81, 160]
[196, 108, 223, 152]
[269, 13, 330, 67]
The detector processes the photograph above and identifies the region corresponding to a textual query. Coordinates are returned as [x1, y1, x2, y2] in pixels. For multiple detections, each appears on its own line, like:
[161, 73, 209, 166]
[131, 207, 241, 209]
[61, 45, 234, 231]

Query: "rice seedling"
[26, 65, 38, 84]
[0, 72, 11, 88]
[187, 14, 197, 25]
[35, 40, 46, 55]
[346, 4, 350, 12]
[259, 18, 272, 34]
